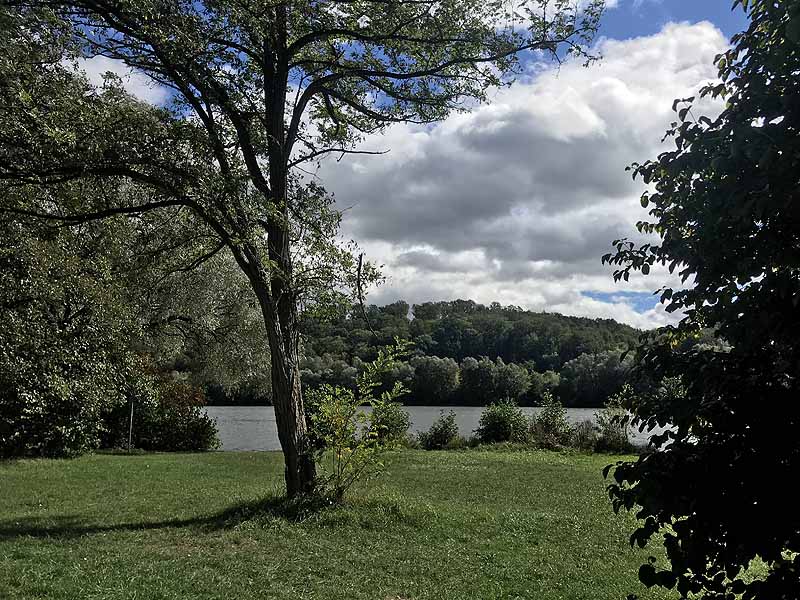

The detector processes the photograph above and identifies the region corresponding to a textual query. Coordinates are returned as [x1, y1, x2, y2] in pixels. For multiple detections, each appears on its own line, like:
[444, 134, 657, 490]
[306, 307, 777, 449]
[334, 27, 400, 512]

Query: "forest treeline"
[287, 299, 641, 409]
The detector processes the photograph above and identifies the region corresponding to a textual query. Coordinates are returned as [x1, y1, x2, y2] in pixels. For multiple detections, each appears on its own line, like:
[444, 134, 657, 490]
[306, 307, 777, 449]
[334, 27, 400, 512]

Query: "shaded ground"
[0, 450, 673, 600]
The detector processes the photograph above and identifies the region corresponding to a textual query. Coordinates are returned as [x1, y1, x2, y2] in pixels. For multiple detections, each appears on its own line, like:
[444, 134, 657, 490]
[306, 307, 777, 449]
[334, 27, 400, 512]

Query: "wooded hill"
[303, 299, 639, 368]
[241, 299, 642, 408]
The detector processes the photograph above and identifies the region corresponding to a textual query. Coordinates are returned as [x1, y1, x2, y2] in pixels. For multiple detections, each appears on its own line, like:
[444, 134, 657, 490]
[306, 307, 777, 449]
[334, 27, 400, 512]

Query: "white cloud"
[317, 22, 727, 328]
[78, 56, 169, 105]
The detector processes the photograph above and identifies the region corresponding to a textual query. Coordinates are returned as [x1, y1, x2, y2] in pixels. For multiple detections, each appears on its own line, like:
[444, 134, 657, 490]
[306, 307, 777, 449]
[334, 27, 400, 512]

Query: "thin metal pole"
[128, 400, 134, 452]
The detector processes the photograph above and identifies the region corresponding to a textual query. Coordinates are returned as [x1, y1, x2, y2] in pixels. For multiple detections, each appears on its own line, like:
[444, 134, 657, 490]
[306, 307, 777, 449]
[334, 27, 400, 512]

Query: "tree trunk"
[251, 278, 316, 497]
[251, 6, 316, 497]
[269, 337, 316, 497]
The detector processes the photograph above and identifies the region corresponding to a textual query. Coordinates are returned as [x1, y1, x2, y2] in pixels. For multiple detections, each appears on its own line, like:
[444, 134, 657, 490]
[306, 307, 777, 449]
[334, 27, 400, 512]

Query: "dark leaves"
[605, 1, 800, 598]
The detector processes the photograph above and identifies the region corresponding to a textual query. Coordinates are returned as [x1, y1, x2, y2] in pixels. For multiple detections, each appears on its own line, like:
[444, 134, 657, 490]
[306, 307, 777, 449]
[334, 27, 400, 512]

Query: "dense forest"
[287, 299, 641, 408]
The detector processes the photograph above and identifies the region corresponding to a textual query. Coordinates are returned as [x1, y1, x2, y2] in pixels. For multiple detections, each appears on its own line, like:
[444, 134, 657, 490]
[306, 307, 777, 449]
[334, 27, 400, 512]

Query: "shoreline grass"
[1, 449, 672, 600]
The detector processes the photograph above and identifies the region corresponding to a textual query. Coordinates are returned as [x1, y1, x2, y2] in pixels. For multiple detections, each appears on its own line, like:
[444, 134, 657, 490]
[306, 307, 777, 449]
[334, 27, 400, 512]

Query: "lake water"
[204, 405, 657, 451]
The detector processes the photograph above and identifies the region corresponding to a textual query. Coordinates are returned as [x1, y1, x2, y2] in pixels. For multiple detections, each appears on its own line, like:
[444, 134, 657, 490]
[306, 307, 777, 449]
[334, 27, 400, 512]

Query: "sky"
[314, 1, 748, 329]
[83, 1, 749, 330]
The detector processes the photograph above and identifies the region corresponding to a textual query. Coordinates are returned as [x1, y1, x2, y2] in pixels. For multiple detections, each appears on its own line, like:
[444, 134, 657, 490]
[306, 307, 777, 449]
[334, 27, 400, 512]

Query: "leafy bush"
[308, 342, 410, 502]
[594, 385, 633, 454]
[0, 369, 122, 458]
[370, 400, 411, 445]
[101, 378, 219, 452]
[475, 400, 529, 444]
[417, 410, 462, 450]
[570, 419, 599, 452]
[0, 223, 136, 458]
[530, 393, 571, 449]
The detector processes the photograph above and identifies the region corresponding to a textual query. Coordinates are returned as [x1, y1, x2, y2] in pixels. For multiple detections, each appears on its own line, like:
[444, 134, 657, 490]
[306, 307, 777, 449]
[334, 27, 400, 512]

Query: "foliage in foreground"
[307, 343, 411, 501]
[416, 411, 463, 450]
[101, 378, 219, 452]
[603, 2, 800, 597]
[0, 214, 218, 456]
[0, 218, 135, 457]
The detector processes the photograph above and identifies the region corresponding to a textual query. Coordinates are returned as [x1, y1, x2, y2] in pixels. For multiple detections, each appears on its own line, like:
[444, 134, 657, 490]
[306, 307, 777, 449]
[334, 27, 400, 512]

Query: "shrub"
[370, 401, 411, 445]
[594, 385, 633, 454]
[530, 393, 571, 449]
[417, 410, 461, 450]
[475, 399, 529, 444]
[0, 369, 119, 458]
[101, 378, 219, 452]
[570, 419, 599, 452]
[308, 342, 410, 502]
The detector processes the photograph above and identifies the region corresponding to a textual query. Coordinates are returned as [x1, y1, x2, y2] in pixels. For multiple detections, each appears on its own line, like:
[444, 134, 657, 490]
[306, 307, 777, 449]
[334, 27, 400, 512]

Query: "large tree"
[0, 0, 604, 496]
[603, 1, 800, 598]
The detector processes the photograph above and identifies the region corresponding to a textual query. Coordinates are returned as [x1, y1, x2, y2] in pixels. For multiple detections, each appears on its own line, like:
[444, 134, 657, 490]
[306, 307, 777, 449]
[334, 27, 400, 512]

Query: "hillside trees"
[1, 1, 605, 496]
[557, 350, 631, 407]
[303, 299, 640, 371]
[297, 298, 640, 406]
[603, 1, 800, 597]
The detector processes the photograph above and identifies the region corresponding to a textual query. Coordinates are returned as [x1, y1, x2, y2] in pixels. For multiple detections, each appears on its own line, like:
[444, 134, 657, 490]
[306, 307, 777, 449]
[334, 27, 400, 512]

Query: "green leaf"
[786, 16, 800, 44]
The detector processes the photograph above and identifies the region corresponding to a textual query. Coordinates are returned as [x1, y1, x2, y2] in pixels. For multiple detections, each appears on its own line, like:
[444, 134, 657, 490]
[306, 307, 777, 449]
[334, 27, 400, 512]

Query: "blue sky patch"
[582, 290, 660, 313]
[600, 0, 748, 40]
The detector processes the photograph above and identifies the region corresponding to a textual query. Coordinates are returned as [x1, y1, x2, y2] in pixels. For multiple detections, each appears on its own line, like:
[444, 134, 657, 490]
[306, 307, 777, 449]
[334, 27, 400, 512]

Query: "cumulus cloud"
[78, 56, 169, 105]
[316, 21, 727, 329]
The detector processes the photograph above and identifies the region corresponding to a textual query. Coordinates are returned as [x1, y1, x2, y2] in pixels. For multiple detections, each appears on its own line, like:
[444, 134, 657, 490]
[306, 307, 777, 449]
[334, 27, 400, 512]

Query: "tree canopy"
[300, 298, 639, 407]
[604, 1, 800, 597]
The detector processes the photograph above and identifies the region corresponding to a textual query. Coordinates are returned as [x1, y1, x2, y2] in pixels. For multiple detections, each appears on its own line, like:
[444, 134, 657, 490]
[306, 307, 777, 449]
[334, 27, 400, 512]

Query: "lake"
[204, 405, 657, 451]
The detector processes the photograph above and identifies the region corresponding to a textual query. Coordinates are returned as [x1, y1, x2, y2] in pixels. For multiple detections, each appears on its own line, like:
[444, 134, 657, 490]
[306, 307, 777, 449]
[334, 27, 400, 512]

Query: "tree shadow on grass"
[0, 494, 325, 541]
[0, 495, 431, 541]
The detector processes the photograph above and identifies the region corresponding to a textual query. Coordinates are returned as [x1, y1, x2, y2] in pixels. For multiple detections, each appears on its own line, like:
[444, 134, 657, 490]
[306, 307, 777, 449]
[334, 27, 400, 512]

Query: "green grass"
[1, 450, 673, 600]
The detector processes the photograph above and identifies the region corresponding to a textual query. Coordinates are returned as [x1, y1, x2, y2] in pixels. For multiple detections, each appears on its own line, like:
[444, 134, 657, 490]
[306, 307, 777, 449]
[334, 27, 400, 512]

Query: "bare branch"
[289, 147, 388, 168]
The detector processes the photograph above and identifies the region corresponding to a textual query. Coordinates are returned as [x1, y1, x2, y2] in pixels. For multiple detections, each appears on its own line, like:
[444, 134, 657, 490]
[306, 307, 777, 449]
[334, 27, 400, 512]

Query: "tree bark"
[257, 8, 316, 498]
[269, 333, 316, 497]
[250, 274, 316, 497]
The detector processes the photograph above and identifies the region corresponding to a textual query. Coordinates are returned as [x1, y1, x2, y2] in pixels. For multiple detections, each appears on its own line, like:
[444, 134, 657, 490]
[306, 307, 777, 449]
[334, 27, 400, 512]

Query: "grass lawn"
[1, 449, 673, 600]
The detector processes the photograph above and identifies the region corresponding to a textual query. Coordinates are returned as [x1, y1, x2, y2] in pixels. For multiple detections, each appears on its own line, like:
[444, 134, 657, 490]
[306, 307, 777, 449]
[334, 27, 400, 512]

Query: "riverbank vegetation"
[410, 395, 632, 455]
[300, 342, 635, 503]
[0, 450, 672, 600]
